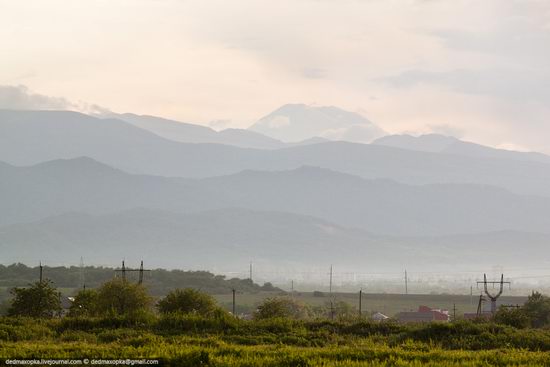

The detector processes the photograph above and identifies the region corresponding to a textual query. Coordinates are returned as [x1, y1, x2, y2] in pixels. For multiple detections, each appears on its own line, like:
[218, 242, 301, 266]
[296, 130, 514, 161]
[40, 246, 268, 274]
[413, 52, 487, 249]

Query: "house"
[397, 305, 450, 323]
[372, 312, 389, 322]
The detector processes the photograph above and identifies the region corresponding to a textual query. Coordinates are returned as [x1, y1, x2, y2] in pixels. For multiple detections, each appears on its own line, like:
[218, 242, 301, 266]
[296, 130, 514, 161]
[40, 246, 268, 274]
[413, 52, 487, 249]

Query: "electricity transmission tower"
[476, 294, 486, 317]
[476, 274, 510, 314]
[114, 260, 150, 284]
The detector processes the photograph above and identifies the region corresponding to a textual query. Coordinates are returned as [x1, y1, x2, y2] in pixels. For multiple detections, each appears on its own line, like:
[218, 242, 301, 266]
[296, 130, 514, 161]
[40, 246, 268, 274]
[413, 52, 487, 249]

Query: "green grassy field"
[214, 292, 527, 317]
[2, 316, 550, 366]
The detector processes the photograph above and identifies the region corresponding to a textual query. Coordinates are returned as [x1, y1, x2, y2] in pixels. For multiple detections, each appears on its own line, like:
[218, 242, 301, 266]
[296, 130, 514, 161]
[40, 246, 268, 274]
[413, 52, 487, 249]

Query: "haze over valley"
[2, 103, 550, 288]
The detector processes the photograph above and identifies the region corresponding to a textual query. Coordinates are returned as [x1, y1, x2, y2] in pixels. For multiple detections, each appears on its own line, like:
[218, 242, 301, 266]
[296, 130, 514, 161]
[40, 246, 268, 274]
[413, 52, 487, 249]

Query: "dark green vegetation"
[157, 288, 219, 316]
[0, 263, 278, 297]
[7, 280, 62, 318]
[2, 274, 550, 366]
[213, 291, 527, 318]
[3, 315, 550, 366]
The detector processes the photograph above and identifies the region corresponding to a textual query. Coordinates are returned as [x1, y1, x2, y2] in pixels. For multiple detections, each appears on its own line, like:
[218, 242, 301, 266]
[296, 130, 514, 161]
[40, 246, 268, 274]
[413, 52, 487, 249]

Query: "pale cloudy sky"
[1, 0, 550, 152]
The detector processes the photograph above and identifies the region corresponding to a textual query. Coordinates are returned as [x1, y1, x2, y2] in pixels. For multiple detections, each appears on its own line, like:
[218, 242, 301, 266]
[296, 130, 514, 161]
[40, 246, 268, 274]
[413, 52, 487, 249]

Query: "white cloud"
[0, 85, 112, 115]
[0, 85, 73, 110]
[1, 0, 550, 152]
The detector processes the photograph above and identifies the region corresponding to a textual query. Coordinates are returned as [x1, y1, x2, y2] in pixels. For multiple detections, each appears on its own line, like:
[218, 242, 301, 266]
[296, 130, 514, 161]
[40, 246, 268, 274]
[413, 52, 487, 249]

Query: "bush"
[494, 307, 530, 329]
[7, 280, 62, 318]
[68, 289, 99, 317]
[95, 278, 152, 316]
[254, 297, 311, 320]
[0, 318, 54, 341]
[157, 288, 218, 316]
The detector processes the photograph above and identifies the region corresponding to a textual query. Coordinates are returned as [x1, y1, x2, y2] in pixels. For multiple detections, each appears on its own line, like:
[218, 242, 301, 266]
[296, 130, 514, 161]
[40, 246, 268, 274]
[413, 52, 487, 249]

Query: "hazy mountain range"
[373, 134, 550, 164]
[2, 157, 550, 237]
[2, 106, 550, 271]
[3, 109, 550, 197]
[1, 207, 549, 270]
[102, 112, 287, 149]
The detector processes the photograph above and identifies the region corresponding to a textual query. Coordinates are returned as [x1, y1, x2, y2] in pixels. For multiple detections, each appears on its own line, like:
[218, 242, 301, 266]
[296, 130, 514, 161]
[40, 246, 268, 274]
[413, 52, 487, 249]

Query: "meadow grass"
[2, 316, 550, 366]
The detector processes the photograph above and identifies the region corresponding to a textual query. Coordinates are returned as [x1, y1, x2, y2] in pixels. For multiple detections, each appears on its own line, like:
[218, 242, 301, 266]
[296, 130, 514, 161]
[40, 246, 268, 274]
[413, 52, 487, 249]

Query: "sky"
[1, 0, 550, 152]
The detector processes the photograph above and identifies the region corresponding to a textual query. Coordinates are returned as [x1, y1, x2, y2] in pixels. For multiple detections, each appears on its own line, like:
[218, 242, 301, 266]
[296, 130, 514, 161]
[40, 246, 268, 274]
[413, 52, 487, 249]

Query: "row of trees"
[0, 263, 278, 295]
[7, 278, 310, 318]
[5, 277, 351, 320]
[6, 279, 221, 318]
[8, 278, 550, 327]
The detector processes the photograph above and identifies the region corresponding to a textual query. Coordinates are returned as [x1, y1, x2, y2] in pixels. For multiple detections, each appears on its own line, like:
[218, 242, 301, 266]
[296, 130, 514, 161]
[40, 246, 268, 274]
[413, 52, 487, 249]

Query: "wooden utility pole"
[79, 257, 85, 289]
[39, 262, 43, 283]
[138, 261, 144, 284]
[329, 265, 333, 294]
[453, 303, 456, 321]
[232, 289, 236, 316]
[405, 270, 409, 295]
[359, 289, 362, 318]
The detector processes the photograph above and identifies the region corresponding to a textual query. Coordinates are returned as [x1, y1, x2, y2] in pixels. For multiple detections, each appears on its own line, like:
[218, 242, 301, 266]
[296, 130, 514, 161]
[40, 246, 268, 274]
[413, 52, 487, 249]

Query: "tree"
[254, 297, 310, 320]
[95, 278, 152, 316]
[327, 300, 356, 320]
[157, 288, 218, 316]
[522, 291, 550, 328]
[494, 307, 529, 329]
[7, 280, 62, 318]
[68, 289, 99, 317]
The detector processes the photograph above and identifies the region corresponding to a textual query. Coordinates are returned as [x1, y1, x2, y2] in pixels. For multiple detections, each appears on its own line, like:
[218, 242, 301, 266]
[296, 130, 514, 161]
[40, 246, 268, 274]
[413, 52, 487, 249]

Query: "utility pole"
[453, 303, 456, 321]
[329, 265, 333, 294]
[121, 260, 126, 281]
[291, 280, 294, 293]
[476, 294, 486, 317]
[39, 262, 43, 283]
[249, 262, 253, 282]
[138, 260, 144, 285]
[232, 289, 236, 316]
[477, 274, 510, 315]
[79, 257, 85, 289]
[406, 270, 409, 294]
[359, 289, 362, 318]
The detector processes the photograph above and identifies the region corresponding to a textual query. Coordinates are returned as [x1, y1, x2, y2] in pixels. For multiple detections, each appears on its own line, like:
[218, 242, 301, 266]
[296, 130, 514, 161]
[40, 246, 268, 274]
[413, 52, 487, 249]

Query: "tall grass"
[2, 316, 550, 365]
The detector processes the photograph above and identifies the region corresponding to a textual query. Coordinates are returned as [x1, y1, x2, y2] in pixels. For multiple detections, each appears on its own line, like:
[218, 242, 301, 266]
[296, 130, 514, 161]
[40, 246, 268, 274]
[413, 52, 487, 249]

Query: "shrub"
[254, 297, 311, 320]
[68, 289, 99, 317]
[95, 278, 152, 316]
[157, 288, 218, 316]
[7, 280, 62, 318]
[494, 307, 530, 329]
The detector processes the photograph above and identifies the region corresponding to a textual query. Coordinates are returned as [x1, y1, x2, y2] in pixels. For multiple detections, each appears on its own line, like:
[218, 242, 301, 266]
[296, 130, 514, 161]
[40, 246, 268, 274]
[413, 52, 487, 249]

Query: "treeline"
[0, 263, 278, 295]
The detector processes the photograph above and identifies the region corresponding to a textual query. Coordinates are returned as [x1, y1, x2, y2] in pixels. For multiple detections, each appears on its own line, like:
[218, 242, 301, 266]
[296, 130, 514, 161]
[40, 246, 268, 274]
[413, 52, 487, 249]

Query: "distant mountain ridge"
[373, 134, 550, 164]
[106, 112, 287, 149]
[4, 110, 550, 197]
[3, 157, 550, 236]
